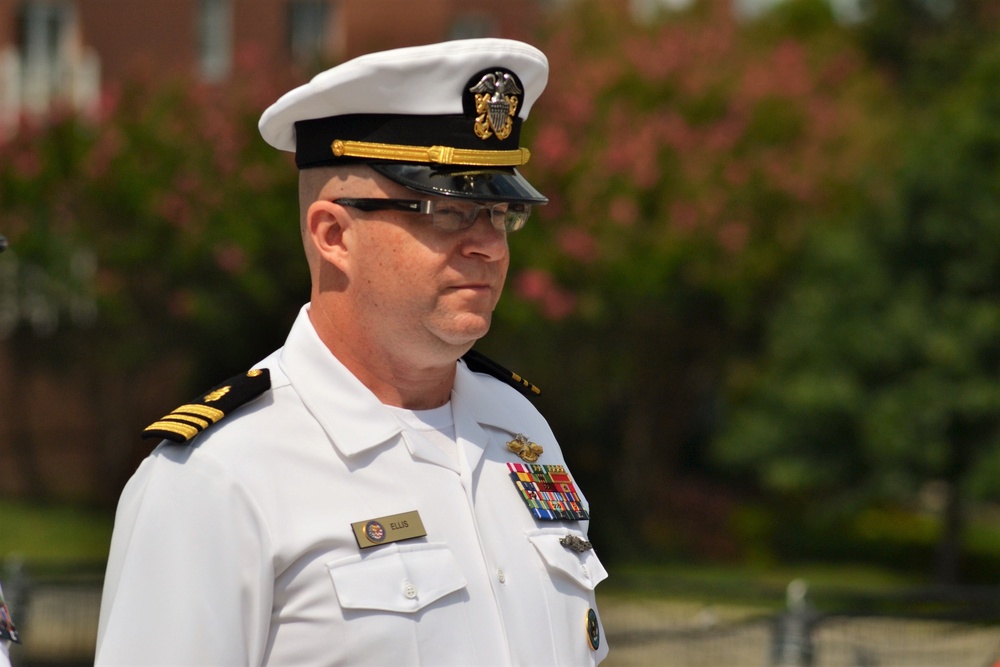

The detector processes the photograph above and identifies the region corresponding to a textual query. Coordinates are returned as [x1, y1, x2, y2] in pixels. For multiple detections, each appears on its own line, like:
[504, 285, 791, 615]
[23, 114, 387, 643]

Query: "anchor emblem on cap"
[506, 433, 543, 462]
[469, 71, 521, 141]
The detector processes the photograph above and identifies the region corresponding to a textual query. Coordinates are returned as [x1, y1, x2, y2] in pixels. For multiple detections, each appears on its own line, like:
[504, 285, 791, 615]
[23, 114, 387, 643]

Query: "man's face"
[343, 177, 510, 362]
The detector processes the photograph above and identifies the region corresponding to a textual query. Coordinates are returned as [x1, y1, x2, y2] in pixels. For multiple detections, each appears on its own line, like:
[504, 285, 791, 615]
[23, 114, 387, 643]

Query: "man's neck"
[308, 303, 459, 409]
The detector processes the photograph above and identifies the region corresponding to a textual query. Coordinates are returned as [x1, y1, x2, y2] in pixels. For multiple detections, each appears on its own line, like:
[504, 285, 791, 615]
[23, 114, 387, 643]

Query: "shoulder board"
[142, 368, 271, 444]
[461, 349, 540, 399]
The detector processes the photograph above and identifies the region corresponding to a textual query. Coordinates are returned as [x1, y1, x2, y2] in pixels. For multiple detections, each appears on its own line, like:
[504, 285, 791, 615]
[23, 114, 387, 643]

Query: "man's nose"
[463, 210, 508, 258]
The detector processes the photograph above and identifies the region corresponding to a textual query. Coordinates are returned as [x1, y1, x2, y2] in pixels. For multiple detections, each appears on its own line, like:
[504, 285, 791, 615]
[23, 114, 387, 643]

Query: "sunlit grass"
[0, 499, 114, 566]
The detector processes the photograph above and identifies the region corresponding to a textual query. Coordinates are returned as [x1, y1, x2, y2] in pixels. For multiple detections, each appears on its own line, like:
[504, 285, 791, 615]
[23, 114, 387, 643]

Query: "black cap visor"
[371, 163, 548, 204]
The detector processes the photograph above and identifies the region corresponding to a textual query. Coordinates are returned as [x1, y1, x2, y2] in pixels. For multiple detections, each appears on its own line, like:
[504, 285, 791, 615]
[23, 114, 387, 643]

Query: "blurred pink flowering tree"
[0, 63, 305, 499]
[487, 0, 896, 557]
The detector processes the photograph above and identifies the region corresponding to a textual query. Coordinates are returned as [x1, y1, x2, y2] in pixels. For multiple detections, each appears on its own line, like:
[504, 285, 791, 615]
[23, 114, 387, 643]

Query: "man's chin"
[434, 314, 493, 349]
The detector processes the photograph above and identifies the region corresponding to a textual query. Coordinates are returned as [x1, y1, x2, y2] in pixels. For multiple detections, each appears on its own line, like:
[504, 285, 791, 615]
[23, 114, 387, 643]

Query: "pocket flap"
[527, 529, 608, 591]
[327, 543, 468, 613]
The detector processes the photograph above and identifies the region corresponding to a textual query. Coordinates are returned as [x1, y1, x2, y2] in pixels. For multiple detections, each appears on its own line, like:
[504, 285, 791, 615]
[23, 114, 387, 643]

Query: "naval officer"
[96, 38, 608, 665]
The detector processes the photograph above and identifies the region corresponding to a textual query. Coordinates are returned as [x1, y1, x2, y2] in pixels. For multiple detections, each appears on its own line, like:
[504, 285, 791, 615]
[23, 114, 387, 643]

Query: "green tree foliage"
[0, 67, 305, 499]
[0, 72, 305, 379]
[856, 0, 999, 98]
[484, 0, 893, 558]
[715, 26, 1000, 582]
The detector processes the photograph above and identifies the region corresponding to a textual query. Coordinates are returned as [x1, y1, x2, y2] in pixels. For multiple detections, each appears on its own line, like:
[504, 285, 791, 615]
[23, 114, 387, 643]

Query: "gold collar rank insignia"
[462, 349, 540, 398]
[469, 70, 522, 141]
[203, 386, 231, 402]
[507, 433, 543, 463]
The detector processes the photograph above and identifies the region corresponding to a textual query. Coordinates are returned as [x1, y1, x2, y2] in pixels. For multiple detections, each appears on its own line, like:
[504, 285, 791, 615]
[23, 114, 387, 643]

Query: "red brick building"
[0, 0, 548, 125]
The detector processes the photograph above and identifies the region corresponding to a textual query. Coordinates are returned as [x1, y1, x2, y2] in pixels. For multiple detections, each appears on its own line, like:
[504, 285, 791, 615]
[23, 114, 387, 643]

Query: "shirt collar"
[279, 305, 402, 457]
[452, 359, 523, 435]
[279, 305, 526, 459]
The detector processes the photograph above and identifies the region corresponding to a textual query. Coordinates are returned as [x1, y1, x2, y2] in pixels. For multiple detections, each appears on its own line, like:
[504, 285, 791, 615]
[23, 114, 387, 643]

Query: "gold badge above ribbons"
[507, 433, 543, 463]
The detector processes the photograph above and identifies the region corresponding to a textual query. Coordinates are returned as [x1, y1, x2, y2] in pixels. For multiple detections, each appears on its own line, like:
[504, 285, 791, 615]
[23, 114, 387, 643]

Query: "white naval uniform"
[96, 305, 608, 666]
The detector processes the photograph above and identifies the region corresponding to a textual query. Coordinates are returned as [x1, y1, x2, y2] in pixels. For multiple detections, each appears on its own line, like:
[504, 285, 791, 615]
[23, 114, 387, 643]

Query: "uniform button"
[403, 582, 417, 599]
[497, 569, 506, 584]
[581, 565, 590, 580]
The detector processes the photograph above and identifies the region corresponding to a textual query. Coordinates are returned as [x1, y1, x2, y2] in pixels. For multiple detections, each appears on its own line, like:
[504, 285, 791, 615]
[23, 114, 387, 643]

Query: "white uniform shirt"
[96, 306, 608, 666]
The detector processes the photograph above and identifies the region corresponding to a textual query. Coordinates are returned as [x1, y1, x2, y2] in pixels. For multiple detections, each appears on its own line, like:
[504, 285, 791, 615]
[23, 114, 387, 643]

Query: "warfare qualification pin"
[507, 433, 543, 463]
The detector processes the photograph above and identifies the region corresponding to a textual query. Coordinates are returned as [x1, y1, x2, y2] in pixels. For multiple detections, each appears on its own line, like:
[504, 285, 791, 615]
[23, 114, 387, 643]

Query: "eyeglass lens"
[431, 201, 530, 232]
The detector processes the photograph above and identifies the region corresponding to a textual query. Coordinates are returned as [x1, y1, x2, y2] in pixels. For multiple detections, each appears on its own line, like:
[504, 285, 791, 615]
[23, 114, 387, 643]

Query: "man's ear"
[306, 200, 352, 271]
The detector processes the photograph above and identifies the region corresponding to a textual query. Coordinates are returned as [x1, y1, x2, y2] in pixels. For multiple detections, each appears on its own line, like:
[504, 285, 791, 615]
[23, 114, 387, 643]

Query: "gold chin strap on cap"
[331, 139, 531, 166]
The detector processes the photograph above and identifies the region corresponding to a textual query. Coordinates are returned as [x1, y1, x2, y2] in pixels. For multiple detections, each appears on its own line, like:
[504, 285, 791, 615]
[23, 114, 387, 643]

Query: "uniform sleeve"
[96, 447, 274, 666]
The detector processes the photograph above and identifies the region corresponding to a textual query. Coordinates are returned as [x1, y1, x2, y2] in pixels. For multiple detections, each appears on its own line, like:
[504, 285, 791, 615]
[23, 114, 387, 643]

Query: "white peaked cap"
[258, 38, 550, 203]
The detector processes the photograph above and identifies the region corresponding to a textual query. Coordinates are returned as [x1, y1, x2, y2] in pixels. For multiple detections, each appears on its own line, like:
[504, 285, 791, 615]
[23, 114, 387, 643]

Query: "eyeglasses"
[333, 198, 531, 233]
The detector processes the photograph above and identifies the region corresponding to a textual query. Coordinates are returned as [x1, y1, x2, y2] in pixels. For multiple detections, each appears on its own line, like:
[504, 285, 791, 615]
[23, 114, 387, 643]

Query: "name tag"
[351, 510, 427, 549]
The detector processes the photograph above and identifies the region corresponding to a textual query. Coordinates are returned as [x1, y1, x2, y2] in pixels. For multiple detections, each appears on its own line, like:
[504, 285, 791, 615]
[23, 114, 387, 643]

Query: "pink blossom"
[85, 127, 124, 180]
[626, 29, 686, 83]
[537, 192, 565, 222]
[771, 41, 812, 99]
[541, 287, 576, 321]
[656, 112, 698, 154]
[723, 161, 750, 187]
[669, 201, 700, 233]
[533, 124, 576, 172]
[604, 108, 661, 189]
[561, 93, 597, 128]
[717, 221, 749, 254]
[157, 192, 194, 229]
[514, 269, 577, 321]
[12, 148, 42, 180]
[213, 243, 247, 274]
[239, 164, 273, 191]
[168, 289, 198, 320]
[608, 196, 638, 228]
[515, 268, 551, 301]
[98, 83, 122, 121]
[557, 227, 600, 264]
[704, 115, 745, 153]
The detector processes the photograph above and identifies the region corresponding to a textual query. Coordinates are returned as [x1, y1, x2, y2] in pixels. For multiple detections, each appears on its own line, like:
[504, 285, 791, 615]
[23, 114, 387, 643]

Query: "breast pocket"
[526, 528, 608, 591]
[526, 527, 610, 663]
[327, 542, 468, 613]
[324, 542, 477, 664]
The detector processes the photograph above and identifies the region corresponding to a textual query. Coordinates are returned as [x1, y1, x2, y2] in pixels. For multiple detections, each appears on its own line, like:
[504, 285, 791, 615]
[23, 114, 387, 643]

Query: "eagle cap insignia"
[469, 70, 522, 141]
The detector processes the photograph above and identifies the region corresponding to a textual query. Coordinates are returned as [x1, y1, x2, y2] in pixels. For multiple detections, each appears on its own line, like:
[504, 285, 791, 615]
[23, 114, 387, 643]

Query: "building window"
[198, 0, 231, 81]
[17, 0, 74, 92]
[288, 0, 329, 65]
[2, 0, 98, 129]
[448, 13, 496, 40]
